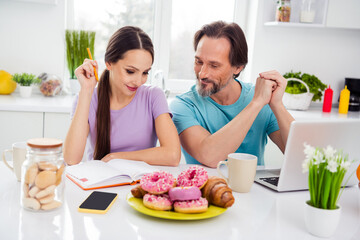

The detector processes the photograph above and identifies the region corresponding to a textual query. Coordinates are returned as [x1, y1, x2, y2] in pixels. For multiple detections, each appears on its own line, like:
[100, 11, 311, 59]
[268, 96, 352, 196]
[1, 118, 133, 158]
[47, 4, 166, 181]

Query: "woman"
[64, 26, 181, 166]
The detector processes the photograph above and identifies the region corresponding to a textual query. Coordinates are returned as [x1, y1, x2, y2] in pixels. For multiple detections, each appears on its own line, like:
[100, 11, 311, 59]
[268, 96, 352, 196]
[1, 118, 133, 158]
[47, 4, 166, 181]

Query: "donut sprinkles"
[143, 193, 173, 211]
[177, 166, 208, 189]
[140, 171, 175, 194]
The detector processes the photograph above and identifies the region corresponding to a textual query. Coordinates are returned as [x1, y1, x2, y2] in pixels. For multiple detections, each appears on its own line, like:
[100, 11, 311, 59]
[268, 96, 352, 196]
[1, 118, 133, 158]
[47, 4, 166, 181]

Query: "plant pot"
[69, 78, 80, 95]
[19, 86, 32, 98]
[304, 201, 341, 238]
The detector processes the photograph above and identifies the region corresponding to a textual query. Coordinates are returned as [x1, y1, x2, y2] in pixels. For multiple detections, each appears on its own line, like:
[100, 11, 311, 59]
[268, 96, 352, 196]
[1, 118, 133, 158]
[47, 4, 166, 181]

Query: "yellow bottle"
[339, 85, 350, 114]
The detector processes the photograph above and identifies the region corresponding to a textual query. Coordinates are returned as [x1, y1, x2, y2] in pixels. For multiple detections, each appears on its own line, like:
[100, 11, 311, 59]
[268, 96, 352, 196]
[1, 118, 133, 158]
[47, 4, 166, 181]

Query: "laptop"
[255, 119, 360, 192]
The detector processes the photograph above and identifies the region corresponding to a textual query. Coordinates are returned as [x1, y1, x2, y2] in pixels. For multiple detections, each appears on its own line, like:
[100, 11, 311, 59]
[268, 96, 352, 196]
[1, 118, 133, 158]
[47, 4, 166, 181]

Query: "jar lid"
[27, 138, 63, 148]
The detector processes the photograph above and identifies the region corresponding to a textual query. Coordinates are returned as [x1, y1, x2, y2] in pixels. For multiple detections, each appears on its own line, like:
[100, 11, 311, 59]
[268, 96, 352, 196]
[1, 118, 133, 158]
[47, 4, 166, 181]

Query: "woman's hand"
[74, 59, 98, 92]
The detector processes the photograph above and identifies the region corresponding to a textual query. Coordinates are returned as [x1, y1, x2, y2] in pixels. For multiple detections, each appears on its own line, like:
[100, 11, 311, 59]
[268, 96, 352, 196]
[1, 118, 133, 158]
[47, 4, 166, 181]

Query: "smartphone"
[78, 191, 118, 214]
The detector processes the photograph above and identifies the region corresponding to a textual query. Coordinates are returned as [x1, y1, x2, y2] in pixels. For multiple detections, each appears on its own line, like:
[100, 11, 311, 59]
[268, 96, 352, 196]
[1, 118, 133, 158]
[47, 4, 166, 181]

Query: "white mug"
[217, 153, 258, 193]
[2, 142, 27, 181]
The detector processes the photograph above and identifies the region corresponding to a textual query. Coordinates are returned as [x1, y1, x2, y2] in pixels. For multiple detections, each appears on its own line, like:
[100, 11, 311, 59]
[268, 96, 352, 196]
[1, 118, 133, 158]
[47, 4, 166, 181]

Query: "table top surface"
[1, 163, 360, 240]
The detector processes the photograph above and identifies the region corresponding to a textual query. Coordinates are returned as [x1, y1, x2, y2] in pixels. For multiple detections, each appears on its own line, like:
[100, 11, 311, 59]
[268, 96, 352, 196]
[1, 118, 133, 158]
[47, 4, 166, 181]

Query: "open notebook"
[66, 159, 157, 190]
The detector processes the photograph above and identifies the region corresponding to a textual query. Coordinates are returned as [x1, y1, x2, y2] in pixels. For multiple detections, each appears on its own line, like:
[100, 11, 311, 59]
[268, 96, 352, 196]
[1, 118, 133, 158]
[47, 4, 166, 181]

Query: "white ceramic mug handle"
[2, 149, 14, 171]
[217, 161, 229, 183]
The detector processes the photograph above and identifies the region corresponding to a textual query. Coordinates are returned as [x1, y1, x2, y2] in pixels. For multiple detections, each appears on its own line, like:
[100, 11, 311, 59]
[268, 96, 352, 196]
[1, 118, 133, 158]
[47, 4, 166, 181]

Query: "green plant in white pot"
[65, 30, 96, 94]
[302, 143, 353, 238]
[12, 73, 41, 98]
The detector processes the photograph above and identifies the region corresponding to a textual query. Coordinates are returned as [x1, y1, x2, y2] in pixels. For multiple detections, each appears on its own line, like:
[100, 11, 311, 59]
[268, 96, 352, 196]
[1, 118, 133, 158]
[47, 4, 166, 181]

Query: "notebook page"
[66, 160, 130, 187]
[107, 159, 157, 180]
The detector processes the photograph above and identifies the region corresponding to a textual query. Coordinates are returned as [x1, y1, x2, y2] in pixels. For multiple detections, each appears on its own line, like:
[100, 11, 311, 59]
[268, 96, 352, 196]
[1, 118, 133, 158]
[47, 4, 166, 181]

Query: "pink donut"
[174, 197, 208, 213]
[177, 166, 208, 189]
[143, 194, 172, 211]
[140, 171, 175, 194]
[168, 187, 201, 201]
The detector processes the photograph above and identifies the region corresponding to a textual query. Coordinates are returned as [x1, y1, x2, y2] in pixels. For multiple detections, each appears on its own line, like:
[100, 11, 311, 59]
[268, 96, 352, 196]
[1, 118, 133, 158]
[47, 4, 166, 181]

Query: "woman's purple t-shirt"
[71, 85, 171, 160]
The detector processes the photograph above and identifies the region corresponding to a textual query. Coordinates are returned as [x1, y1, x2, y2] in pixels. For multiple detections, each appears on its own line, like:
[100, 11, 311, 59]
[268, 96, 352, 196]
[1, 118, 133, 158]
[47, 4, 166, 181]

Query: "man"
[170, 21, 294, 168]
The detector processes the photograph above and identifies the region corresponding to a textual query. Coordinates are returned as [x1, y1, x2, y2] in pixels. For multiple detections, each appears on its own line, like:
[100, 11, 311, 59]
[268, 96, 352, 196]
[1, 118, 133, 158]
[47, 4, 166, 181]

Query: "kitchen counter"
[0, 92, 74, 113]
[1, 93, 360, 119]
[288, 105, 360, 119]
[0, 163, 359, 240]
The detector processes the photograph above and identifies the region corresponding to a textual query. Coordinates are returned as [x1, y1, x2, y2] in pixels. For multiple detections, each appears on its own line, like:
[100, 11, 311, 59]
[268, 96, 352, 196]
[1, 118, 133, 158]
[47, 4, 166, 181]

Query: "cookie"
[41, 200, 62, 210]
[38, 161, 58, 171]
[39, 194, 55, 204]
[55, 164, 65, 186]
[22, 197, 41, 210]
[23, 184, 29, 198]
[35, 185, 56, 199]
[35, 170, 56, 189]
[28, 186, 40, 198]
[25, 163, 38, 185]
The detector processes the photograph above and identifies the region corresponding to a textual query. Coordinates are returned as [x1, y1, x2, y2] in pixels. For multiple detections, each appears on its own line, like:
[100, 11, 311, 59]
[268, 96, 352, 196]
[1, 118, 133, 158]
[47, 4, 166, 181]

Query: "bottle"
[322, 85, 333, 112]
[339, 85, 350, 114]
[21, 138, 65, 211]
[276, 0, 291, 22]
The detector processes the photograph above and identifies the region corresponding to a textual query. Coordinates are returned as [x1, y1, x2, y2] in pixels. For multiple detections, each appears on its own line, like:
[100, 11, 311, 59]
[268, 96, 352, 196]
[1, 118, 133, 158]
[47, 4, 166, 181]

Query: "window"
[72, 0, 155, 72]
[70, 0, 243, 94]
[168, 0, 235, 80]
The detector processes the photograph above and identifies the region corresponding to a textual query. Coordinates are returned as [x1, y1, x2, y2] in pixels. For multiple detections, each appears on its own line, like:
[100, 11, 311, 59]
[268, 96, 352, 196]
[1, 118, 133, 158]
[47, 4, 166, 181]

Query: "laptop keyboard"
[259, 177, 279, 187]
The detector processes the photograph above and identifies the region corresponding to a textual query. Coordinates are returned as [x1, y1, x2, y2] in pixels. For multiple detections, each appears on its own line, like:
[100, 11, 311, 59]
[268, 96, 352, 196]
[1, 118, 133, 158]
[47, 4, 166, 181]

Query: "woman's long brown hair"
[93, 26, 154, 160]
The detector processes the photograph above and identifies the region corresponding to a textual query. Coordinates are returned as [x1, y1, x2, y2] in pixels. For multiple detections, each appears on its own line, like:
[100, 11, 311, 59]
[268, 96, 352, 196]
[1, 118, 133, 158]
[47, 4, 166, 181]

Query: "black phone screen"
[79, 191, 118, 213]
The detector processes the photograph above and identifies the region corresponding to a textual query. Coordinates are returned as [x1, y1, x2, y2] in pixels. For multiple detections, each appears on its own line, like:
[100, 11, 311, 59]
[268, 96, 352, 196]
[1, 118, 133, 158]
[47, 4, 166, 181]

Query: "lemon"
[0, 70, 17, 94]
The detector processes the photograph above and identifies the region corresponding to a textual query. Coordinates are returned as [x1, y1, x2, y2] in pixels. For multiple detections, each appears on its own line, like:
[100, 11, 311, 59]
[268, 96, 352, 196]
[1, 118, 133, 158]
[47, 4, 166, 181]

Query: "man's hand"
[252, 77, 277, 107]
[259, 70, 287, 109]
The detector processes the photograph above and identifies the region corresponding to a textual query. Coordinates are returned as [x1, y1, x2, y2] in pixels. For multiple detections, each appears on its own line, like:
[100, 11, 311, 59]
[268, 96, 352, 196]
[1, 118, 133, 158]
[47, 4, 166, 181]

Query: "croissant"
[131, 185, 147, 198]
[201, 176, 235, 208]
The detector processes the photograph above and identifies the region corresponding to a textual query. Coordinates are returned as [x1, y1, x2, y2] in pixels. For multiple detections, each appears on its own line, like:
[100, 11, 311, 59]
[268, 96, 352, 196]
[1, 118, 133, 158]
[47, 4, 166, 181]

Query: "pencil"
[86, 48, 99, 82]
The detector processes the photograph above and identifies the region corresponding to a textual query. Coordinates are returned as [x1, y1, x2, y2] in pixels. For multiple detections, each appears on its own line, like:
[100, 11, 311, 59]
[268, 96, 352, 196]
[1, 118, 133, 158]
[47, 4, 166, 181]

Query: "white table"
[1, 164, 359, 240]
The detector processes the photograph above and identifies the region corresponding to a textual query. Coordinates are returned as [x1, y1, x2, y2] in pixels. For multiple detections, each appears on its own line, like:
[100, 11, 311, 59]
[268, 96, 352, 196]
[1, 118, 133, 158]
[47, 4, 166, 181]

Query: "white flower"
[326, 160, 338, 173]
[304, 143, 315, 160]
[314, 149, 324, 165]
[324, 145, 337, 160]
[302, 158, 310, 173]
[340, 161, 351, 171]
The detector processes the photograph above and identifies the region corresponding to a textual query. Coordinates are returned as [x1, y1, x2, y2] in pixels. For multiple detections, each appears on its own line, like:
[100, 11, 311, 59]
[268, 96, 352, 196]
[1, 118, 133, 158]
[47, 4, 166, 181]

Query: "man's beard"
[196, 77, 231, 97]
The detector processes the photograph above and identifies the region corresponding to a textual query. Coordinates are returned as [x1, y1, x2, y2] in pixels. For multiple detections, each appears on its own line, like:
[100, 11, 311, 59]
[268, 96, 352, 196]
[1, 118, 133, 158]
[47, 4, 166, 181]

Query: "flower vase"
[304, 201, 341, 238]
[19, 86, 32, 98]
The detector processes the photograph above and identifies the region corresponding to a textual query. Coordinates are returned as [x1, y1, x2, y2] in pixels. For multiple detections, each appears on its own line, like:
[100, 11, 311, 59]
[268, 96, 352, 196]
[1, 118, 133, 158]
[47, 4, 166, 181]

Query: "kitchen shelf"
[264, 22, 324, 28]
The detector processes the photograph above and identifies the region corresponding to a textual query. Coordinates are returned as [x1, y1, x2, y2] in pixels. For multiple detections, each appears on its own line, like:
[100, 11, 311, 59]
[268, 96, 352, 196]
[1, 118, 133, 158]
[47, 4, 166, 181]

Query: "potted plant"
[65, 30, 96, 94]
[302, 143, 352, 238]
[12, 73, 41, 98]
[282, 71, 327, 110]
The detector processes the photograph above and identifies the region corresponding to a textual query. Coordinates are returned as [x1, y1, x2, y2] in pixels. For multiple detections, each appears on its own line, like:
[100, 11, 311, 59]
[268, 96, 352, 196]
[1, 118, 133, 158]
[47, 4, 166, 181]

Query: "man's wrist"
[269, 101, 286, 114]
[249, 99, 265, 111]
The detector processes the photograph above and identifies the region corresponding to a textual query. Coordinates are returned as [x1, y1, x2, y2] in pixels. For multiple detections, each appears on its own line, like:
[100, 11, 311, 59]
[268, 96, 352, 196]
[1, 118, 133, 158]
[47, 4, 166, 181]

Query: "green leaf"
[11, 73, 40, 86]
[284, 71, 327, 102]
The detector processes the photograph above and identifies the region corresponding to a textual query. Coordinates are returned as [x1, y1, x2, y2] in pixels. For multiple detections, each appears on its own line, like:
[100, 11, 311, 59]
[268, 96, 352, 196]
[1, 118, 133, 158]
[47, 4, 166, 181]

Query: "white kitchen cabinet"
[0, 111, 43, 154]
[44, 112, 71, 141]
[326, 0, 360, 29]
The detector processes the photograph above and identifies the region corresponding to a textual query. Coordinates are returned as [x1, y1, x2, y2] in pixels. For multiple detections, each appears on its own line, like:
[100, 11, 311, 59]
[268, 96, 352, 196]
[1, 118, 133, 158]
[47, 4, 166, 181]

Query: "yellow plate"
[126, 193, 227, 220]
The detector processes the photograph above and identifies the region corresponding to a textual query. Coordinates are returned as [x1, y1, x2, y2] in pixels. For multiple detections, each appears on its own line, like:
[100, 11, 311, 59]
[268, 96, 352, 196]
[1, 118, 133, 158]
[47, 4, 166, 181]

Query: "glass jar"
[38, 72, 63, 97]
[300, 0, 315, 23]
[21, 138, 65, 211]
[276, 0, 291, 22]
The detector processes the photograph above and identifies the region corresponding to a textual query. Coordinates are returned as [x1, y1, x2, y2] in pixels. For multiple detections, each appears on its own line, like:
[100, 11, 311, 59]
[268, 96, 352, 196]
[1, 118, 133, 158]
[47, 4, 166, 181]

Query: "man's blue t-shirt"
[169, 80, 279, 165]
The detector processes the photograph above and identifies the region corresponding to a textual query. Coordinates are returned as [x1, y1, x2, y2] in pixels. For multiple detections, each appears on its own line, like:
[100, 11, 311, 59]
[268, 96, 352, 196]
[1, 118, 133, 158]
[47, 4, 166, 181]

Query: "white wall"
[247, 0, 360, 104]
[0, 0, 65, 79]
